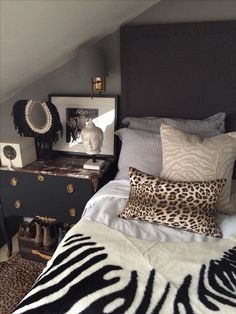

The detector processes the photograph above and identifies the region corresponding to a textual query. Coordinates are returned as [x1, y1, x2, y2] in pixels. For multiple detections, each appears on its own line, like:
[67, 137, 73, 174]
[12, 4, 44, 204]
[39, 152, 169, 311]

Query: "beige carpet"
[0, 253, 44, 314]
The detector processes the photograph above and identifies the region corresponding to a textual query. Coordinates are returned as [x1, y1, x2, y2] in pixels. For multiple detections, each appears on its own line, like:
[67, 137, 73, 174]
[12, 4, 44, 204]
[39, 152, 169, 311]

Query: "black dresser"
[0, 156, 115, 255]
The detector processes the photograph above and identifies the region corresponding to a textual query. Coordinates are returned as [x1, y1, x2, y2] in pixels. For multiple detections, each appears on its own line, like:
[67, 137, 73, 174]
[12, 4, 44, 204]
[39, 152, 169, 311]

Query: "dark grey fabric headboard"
[120, 21, 236, 132]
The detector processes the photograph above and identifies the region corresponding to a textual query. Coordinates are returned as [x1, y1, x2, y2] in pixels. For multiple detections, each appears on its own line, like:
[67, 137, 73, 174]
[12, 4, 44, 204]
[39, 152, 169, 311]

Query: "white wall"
[0, 30, 120, 140]
[1, 0, 236, 139]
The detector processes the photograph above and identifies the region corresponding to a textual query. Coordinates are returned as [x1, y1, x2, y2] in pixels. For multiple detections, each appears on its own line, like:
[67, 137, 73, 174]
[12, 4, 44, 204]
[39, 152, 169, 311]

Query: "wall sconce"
[77, 46, 108, 96]
[92, 77, 105, 93]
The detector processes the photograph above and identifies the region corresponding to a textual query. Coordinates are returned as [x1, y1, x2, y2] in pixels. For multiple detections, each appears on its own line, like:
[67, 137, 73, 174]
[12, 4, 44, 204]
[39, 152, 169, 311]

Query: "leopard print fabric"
[120, 168, 226, 238]
[0, 253, 44, 314]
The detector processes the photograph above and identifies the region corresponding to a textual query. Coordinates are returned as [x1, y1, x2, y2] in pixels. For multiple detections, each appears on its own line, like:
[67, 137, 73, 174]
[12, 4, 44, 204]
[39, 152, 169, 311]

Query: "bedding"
[160, 124, 236, 215]
[14, 220, 236, 314]
[232, 180, 236, 208]
[116, 113, 226, 181]
[82, 180, 236, 243]
[120, 168, 225, 238]
[13, 180, 236, 313]
[115, 128, 162, 180]
[122, 112, 226, 137]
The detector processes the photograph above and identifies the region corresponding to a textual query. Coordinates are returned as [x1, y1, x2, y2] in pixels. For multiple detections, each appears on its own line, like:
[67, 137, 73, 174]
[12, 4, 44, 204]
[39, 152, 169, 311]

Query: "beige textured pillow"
[121, 168, 226, 238]
[160, 124, 236, 214]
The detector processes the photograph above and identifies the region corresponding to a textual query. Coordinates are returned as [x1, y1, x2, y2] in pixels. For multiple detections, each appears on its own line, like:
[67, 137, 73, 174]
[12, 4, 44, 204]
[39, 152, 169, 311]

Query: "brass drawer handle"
[92, 178, 99, 192]
[66, 184, 74, 193]
[10, 177, 18, 186]
[14, 200, 23, 209]
[68, 208, 77, 217]
[37, 175, 44, 182]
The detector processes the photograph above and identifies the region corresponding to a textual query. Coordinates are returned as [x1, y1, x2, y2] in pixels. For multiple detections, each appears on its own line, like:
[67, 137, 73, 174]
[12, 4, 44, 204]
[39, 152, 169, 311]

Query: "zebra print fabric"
[14, 221, 236, 314]
[160, 124, 236, 215]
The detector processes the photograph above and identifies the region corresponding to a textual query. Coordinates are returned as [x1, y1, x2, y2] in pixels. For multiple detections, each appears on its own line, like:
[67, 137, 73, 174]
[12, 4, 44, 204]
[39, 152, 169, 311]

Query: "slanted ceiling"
[0, 0, 158, 103]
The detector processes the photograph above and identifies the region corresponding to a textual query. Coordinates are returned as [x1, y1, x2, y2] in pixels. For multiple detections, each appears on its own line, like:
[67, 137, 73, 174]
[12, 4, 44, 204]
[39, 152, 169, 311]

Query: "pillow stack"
[117, 113, 236, 237]
[122, 112, 225, 137]
[116, 113, 225, 180]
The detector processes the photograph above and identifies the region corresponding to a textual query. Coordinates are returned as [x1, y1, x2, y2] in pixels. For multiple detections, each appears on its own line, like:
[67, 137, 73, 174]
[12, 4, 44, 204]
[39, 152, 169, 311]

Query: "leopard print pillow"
[120, 168, 226, 238]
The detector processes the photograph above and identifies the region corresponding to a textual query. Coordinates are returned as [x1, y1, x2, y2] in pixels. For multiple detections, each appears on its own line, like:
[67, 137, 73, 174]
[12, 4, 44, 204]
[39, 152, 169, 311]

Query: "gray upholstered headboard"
[120, 21, 236, 132]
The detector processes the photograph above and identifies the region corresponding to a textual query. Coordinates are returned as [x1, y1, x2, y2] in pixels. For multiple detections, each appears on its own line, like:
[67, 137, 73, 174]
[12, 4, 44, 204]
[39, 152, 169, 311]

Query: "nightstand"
[0, 156, 115, 256]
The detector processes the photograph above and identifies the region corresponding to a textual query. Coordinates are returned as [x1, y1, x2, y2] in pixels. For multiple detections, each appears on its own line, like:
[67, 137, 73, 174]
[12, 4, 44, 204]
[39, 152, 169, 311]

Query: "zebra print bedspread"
[14, 221, 236, 314]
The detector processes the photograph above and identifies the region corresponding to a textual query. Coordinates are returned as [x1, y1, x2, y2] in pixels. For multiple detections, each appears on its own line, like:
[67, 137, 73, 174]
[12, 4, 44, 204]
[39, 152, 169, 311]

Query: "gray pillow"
[122, 112, 225, 138]
[115, 128, 162, 180]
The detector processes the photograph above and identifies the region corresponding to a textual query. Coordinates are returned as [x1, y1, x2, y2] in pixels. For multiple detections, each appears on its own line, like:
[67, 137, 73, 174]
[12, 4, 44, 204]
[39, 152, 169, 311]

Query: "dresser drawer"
[0, 171, 94, 223]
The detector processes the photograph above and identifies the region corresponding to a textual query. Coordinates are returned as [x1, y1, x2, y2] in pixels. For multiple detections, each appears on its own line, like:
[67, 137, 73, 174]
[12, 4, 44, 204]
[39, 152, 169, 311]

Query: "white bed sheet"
[82, 179, 236, 243]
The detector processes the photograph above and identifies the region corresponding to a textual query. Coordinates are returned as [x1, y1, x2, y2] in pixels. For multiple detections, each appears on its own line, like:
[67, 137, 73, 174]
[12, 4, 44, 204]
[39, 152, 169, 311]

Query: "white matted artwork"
[49, 95, 117, 156]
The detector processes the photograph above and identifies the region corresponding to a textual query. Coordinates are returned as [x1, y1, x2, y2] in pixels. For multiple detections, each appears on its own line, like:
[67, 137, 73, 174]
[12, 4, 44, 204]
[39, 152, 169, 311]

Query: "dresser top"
[0, 156, 112, 180]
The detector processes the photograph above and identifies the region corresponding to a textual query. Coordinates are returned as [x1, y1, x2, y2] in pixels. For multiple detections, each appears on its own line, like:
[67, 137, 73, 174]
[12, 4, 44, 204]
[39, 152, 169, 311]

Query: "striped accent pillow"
[160, 124, 236, 214]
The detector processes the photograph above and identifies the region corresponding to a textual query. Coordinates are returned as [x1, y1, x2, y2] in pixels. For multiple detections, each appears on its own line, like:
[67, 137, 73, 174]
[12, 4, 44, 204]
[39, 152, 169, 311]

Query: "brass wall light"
[77, 46, 108, 96]
[92, 77, 105, 93]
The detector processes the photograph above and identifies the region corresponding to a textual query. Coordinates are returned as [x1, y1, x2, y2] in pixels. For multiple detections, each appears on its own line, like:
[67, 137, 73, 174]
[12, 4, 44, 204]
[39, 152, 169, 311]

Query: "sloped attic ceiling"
[0, 0, 158, 103]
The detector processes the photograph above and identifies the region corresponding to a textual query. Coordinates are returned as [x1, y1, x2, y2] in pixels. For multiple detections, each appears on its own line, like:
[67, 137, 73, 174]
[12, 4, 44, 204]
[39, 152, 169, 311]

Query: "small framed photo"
[49, 95, 118, 157]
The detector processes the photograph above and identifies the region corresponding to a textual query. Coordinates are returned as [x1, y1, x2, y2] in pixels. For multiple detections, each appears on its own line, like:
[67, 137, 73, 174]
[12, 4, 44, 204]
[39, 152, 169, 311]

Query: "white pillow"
[160, 124, 236, 215]
[122, 112, 226, 138]
[115, 128, 162, 180]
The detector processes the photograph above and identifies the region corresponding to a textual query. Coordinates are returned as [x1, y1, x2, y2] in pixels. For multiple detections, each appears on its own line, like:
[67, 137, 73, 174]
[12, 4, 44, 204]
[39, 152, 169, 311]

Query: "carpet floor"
[0, 253, 44, 314]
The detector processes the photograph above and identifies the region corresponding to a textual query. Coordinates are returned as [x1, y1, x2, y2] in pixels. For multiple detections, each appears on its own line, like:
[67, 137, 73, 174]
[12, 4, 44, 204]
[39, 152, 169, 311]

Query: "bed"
[13, 20, 236, 313]
[12, 179, 236, 313]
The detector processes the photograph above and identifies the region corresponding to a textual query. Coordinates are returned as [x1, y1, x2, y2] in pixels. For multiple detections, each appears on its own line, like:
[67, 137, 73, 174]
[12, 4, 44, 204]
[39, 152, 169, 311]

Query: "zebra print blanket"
[14, 221, 236, 314]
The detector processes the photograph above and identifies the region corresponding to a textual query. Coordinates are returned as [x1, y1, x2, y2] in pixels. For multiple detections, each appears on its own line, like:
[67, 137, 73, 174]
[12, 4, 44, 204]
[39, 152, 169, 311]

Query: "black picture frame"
[49, 94, 118, 158]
